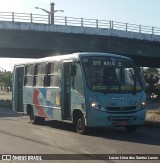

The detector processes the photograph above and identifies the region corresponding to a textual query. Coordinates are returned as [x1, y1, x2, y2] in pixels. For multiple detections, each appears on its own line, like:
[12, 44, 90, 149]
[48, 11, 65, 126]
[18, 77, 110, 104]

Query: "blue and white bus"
[12, 52, 146, 134]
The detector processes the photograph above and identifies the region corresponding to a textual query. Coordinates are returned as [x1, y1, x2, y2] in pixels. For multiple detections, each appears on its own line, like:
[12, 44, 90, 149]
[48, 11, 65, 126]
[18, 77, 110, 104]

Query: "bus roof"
[13, 52, 132, 67]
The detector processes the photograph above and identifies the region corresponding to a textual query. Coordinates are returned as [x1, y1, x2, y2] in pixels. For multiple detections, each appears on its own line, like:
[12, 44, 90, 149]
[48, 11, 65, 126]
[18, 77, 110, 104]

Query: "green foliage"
[154, 84, 160, 97]
[0, 70, 12, 90]
[143, 68, 160, 85]
[143, 68, 160, 97]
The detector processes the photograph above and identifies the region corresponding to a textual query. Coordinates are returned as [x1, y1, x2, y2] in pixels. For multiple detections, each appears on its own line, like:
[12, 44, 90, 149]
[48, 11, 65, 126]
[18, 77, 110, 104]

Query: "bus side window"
[35, 63, 47, 86]
[24, 64, 34, 86]
[73, 64, 84, 96]
[44, 63, 52, 87]
[47, 62, 61, 87]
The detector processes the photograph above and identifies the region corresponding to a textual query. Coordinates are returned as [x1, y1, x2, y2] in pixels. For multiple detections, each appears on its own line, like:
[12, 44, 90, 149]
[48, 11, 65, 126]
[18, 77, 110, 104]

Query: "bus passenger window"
[34, 63, 47, 86]
[25, 64, 35, 86]
[25, 76, 34, 86]
[47, 62, 61, 87]
[35, 76, 44, 86]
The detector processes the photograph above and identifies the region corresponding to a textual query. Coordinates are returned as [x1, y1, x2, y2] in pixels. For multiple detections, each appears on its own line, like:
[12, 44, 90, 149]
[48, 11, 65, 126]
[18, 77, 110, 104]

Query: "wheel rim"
[77, 119, 83, 129]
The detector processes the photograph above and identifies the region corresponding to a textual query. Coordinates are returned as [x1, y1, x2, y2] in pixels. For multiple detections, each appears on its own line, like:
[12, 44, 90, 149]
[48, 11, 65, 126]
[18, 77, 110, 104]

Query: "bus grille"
[108, 116, 137, 124]
[106, 106, 137, 111]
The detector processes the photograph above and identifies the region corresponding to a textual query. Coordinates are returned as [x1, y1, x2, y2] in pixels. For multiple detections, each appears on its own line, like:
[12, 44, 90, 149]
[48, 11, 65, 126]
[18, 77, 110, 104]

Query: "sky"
[0, 0, 160, 71]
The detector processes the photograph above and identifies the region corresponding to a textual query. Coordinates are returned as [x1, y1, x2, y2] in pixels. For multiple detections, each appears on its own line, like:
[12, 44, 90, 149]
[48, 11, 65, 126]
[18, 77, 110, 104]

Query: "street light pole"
[50, 2, 55, 24]
[35, 2, 64, 24]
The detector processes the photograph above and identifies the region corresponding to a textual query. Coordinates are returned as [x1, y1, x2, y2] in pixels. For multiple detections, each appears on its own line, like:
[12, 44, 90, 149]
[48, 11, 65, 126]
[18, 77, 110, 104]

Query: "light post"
[35, 2, 64, 24]
[50, 2, 54, 24]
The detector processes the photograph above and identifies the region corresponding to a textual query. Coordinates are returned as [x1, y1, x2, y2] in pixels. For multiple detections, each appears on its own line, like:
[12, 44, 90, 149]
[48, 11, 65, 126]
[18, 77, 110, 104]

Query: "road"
[0, 107, 160, 162]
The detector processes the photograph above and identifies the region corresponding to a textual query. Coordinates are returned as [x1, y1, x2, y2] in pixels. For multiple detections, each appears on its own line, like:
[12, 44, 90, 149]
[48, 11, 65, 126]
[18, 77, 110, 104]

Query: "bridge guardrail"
[0, 11, 160, 36]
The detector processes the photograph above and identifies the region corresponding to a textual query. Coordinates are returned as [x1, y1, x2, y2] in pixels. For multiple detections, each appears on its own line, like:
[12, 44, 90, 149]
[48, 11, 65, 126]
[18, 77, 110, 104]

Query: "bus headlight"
[140, 101, 146, 109]
[91, 101, 106, 111]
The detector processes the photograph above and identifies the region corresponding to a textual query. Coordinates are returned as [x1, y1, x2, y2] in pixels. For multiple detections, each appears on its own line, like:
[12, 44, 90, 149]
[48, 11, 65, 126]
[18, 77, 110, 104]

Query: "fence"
[0, 11, 160, 35]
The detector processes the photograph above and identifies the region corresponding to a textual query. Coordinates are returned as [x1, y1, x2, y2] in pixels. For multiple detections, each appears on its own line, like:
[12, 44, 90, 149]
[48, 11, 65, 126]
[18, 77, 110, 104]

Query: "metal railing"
[0, 11, 160, 35]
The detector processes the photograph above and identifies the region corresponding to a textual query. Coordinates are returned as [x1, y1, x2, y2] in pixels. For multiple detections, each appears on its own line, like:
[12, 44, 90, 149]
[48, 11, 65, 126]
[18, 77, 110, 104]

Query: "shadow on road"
[0, 107, 23, 118]
[1, 107, 160, 146]
[86, 126, 160, 146]
[41, 120, 160, 146]
[41, 120, 76, 133]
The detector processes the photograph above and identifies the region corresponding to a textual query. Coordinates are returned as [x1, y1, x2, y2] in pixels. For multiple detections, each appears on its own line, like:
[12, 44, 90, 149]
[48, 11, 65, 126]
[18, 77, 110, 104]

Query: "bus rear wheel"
[29, 108, 44, 125]
[75, 116, 86, 134]
[125, 125, 138, 132]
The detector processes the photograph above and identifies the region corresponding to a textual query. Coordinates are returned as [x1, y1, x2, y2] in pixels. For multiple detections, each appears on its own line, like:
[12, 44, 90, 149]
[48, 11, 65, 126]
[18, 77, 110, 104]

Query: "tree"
[0, 70, 12, 91]
[143, 68, 160, 97]
[154, 84, 160, 98]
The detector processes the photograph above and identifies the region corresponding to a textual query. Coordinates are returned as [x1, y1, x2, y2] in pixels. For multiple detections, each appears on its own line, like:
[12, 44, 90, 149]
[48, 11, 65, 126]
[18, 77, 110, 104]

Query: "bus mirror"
[71, 65, 76, 76]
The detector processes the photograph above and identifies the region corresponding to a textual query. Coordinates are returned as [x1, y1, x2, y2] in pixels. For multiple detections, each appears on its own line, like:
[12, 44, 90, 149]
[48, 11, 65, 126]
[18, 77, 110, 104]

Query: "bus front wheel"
[75, 116, 86, 134]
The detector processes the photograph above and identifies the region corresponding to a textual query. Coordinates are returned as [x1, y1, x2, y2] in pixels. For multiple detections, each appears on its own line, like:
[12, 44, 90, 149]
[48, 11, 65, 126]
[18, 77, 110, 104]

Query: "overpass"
[0, 12, 160, 67]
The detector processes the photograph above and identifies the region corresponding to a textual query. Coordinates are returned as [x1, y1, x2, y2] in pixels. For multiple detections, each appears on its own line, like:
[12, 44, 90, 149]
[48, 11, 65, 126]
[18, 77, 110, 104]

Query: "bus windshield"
[81, 56, 143, 93]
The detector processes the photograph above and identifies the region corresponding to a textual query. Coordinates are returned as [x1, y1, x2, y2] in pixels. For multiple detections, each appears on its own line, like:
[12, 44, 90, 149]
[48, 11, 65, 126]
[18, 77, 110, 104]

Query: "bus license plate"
[117, 122, 128, 125]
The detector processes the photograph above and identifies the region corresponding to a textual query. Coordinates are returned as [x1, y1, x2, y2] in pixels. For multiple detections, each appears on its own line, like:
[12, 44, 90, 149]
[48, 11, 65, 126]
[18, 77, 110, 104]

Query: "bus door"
[13, 66, 24, 112]
[61, 62, 72, 120]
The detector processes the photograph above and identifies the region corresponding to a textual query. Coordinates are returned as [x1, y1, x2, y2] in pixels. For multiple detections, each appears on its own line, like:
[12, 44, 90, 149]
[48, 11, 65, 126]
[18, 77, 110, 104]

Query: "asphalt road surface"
[0, 107, 160, 162]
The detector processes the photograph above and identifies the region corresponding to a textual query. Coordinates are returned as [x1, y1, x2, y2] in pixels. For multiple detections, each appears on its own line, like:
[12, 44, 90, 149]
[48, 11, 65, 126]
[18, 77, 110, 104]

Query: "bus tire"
[75, 115, 86, 134]
[125, 125, 138, 132]
[29, 108, 44, 125]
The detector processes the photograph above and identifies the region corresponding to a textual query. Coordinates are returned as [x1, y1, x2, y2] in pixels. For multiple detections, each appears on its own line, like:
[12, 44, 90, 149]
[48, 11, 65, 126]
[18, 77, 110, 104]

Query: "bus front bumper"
[86, 108, 146, 127]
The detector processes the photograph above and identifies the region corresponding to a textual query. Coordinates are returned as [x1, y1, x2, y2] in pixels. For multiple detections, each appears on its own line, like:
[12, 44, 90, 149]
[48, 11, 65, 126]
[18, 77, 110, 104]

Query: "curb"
[145, 121, 160, 128]
[145, 109, 160, 127]
[0, 100, 12, 108]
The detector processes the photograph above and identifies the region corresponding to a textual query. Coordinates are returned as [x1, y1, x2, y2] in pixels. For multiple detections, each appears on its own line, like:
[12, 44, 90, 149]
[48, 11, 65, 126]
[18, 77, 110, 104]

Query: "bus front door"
[61, 62, 71, 120]
[13, 66, 24, 112]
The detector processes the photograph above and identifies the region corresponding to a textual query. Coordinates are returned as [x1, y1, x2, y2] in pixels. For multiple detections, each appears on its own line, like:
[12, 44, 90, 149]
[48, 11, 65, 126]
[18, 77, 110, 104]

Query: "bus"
[12, 52, 146, 134]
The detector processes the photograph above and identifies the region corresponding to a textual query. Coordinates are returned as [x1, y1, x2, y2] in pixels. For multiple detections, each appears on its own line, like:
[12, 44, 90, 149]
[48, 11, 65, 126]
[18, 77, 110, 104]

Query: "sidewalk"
[145, 98, 160, 126]
[145, 109, 160, 127]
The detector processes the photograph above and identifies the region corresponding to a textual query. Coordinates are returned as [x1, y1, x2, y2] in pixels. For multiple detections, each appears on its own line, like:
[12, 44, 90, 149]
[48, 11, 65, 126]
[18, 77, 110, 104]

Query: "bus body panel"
[71, 89, 86, 123]
[23, 87, 62, 121]
[23, 87, 86, 122]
